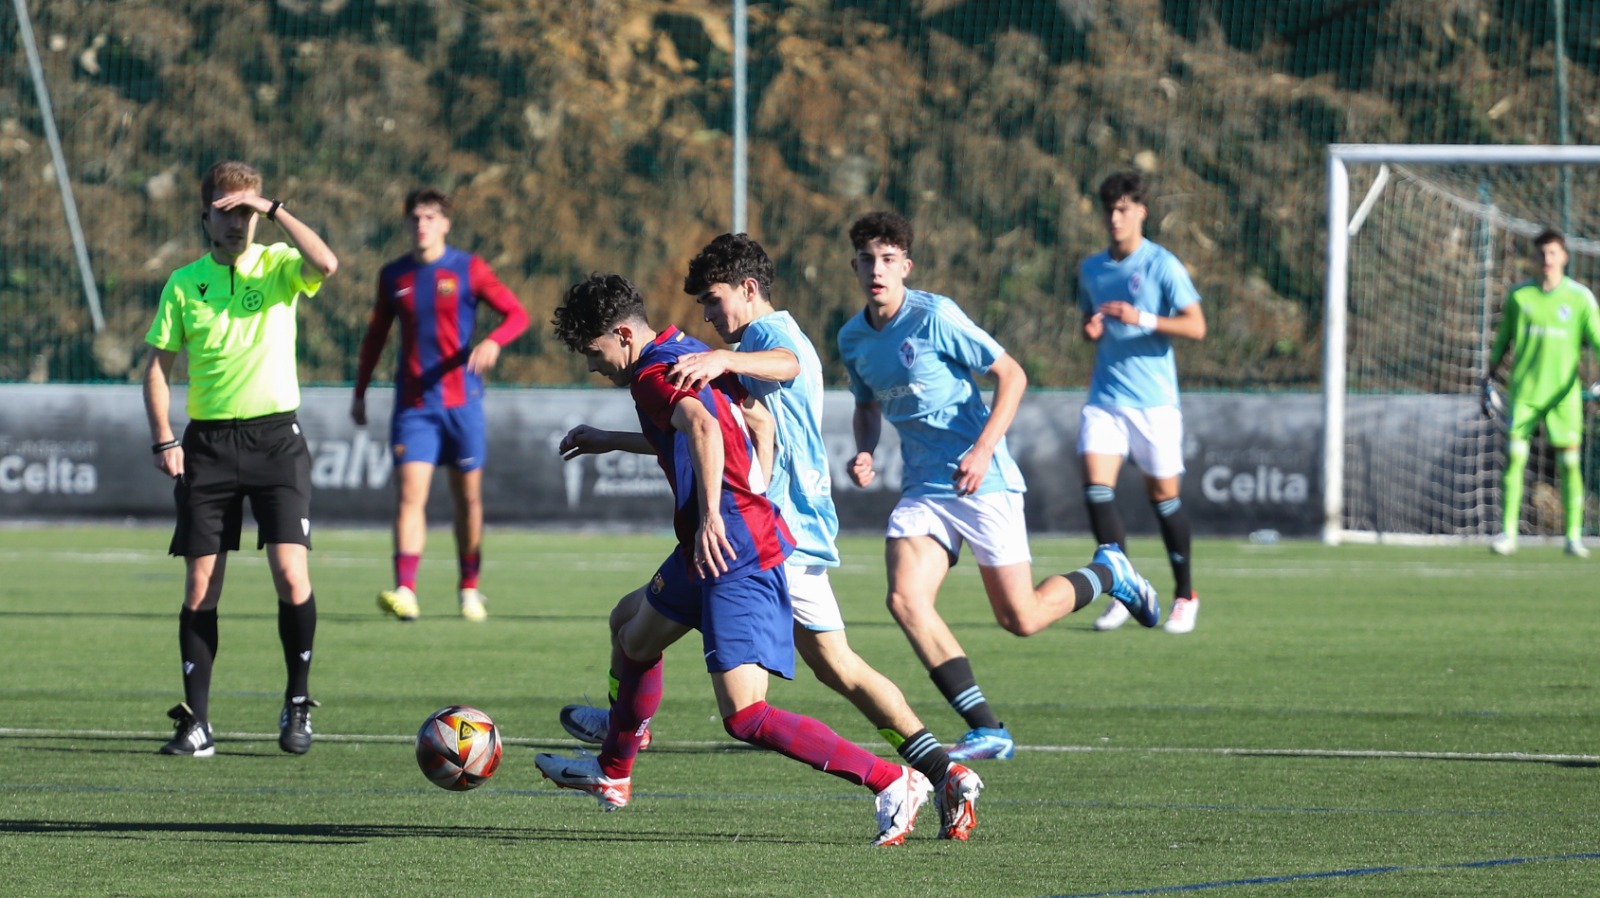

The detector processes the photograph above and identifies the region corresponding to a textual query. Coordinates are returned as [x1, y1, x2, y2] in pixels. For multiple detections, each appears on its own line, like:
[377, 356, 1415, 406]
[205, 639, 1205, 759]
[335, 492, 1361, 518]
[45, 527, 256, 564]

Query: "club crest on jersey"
[438, 278, 457, 296]
[898, 339, 917, 368]
[1128, 273, 1143, 294]
[1558, 304, 1571, 322]
[650, 571, 666, 594]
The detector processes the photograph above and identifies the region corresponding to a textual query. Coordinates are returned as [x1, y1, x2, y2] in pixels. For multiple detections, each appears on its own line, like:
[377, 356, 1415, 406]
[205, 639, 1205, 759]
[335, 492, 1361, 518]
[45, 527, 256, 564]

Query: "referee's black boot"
[279, 696, 319, 754]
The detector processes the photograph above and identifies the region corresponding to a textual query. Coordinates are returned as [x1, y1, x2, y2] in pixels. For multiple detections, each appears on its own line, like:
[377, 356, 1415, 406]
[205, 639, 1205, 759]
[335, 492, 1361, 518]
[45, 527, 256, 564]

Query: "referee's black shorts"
[169, 411, 313, 557]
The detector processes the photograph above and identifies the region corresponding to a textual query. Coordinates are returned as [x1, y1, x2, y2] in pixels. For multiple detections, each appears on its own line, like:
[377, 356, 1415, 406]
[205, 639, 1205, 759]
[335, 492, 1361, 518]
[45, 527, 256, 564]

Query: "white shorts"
[885, 491, 1032, 568]
[786, 563, 845, 632]
[1077, 403, 1186, 479]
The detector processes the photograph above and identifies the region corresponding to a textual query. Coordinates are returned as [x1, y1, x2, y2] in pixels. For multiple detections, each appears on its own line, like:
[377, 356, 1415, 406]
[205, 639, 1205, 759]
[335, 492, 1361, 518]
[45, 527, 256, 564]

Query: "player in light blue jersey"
[559, 234, 983, 839]
[838, 211, 1161, 762]
[1077, 171, 1208, 634]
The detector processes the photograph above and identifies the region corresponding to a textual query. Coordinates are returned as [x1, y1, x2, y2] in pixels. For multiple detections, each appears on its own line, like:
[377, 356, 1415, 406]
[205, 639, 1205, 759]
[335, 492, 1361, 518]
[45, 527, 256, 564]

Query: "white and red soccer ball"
[416, 705, 502, 791]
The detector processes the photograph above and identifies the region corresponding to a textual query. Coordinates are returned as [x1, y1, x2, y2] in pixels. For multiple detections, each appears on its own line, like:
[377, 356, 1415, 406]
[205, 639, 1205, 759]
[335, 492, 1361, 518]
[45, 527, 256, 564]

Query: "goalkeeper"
[1485, 228, 1600, 557]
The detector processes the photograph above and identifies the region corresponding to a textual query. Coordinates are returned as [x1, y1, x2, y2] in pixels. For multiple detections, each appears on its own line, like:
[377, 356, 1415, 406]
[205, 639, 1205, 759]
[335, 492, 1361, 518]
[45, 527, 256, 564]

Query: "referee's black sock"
[178, 607, 218, 724]
[279, 595, 317, 701]
[930, 657, 1003, 731]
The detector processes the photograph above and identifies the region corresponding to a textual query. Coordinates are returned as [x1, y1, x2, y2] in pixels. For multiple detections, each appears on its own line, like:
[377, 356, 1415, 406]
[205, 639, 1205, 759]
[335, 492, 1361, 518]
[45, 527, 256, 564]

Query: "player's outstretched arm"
[670, 348, 800, 392]
[559, 425, 652, 459]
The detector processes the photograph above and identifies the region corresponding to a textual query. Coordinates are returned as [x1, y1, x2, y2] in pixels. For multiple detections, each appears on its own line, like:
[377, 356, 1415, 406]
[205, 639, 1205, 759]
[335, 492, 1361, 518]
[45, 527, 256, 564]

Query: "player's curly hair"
[552, 273, 648, 352]
[1098, 170, 1149, 211]
[683, 233, 775, 299]
[849, 211, 914, 255]
[200, 160, 262, 207]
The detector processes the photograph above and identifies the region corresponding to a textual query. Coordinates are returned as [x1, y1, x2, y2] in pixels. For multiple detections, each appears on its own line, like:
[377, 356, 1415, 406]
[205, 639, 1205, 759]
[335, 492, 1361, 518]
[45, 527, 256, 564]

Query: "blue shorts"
[644, 551, 795, 679]
[390, 403, 486, 471]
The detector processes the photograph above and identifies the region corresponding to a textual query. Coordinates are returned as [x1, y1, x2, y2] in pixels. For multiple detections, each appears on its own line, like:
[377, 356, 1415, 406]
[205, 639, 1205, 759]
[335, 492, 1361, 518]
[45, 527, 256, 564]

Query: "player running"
[1076, 170, 1209, 634]
[837, 210, 1161, 762]
[535, 273, 933, 846]
[556, 233, 982, 839]
[1485, 228, 1600, 558]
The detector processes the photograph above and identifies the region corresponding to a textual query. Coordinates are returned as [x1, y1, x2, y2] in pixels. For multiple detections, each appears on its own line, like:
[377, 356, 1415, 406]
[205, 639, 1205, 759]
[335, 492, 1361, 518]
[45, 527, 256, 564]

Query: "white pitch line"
[4, 728, 1596, 764]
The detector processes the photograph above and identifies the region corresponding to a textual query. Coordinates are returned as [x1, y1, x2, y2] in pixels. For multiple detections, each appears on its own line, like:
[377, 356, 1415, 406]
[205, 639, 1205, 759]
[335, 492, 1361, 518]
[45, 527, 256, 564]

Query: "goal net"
[1324, 146, 1600, 545]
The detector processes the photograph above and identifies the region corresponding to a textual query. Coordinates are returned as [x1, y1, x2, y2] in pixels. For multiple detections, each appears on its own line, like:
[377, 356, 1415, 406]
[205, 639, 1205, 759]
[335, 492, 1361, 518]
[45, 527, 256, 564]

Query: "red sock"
[394, 553, 419, 590]
[458, 552, 481, 590]
[724, 701, 901, 793]
[599, 654, 662, 780]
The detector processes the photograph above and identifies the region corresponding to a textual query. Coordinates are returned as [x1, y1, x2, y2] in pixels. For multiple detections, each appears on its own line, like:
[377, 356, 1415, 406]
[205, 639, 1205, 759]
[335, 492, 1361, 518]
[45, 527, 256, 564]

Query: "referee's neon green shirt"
[145, 243, 324, 420]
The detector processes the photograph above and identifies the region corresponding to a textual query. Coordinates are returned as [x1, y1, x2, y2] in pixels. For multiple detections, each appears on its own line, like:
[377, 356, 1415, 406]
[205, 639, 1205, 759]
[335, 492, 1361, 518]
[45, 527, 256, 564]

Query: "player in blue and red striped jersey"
[351, 188, 529, 623]
[534, 273, 934, 846]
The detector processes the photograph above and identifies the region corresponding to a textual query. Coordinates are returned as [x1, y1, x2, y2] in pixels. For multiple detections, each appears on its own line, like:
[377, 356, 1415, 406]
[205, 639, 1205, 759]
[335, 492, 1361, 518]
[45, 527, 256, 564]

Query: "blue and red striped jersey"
[632, 326, 795, 583]
[355, 245, 529, 408]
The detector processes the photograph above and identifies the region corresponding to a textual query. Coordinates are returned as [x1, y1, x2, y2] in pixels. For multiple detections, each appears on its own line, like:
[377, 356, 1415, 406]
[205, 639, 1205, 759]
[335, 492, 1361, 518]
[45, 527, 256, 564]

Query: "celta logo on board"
[1201, 464, 1309, 505]
[0, 437, 99, 495]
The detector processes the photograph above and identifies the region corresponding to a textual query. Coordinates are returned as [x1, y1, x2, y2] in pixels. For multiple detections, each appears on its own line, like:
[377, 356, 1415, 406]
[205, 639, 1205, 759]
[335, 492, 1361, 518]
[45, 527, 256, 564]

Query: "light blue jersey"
[1077, 239, 1200, 408]
[837, 290, 1025, 498]
[738, 311, 840, 567]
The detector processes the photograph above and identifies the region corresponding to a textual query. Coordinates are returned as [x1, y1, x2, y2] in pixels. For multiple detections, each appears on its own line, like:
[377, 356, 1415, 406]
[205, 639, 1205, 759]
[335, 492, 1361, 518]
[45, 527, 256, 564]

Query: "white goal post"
[1323, 144, 1600, 545]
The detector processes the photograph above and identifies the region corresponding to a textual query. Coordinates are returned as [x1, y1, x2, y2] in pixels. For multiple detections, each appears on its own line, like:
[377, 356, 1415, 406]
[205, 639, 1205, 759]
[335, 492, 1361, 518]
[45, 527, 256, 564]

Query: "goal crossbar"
[1323, 144, 1600, 545]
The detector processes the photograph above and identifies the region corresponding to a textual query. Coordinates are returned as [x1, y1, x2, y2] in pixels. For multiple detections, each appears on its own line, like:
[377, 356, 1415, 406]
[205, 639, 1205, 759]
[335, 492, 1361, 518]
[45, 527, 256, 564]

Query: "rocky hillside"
[4, 0, 1597, 387]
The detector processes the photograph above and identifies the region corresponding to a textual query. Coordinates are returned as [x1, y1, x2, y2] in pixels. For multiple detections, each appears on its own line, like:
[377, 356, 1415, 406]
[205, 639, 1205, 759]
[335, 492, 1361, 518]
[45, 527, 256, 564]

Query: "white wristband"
[1137, 311, 1157, 332]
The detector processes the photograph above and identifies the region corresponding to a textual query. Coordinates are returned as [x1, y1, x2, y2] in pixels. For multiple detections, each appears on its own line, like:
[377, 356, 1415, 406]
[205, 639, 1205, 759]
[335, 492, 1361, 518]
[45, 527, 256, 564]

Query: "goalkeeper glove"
[1480, 378, 1503, 420]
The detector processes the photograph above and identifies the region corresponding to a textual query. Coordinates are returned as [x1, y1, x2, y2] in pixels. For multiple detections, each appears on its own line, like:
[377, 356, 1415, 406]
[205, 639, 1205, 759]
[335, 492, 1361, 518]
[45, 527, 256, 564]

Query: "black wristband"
[152, 439, 181, 454]
[266, 199, 283, 221]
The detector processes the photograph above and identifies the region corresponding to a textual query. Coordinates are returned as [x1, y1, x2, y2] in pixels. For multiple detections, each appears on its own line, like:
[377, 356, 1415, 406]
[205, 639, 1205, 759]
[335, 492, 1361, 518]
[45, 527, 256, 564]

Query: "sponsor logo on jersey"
[875, 382, 926, 402]
[241, 289, 264, 312]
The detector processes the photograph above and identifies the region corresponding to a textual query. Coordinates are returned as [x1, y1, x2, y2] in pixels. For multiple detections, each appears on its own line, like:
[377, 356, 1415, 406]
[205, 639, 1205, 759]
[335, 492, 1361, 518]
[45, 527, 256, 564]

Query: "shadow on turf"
[0, 818, 811, 845]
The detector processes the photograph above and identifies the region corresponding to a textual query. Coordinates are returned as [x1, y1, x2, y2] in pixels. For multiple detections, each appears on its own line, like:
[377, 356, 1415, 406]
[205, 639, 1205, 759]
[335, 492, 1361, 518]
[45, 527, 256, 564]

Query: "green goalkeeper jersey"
[1490, 275, 1600, 408]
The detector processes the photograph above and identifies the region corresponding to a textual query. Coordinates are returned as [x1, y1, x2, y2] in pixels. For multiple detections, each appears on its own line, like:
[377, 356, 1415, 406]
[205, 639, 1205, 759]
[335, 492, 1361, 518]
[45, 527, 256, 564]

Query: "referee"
[142, 160, 339, 757]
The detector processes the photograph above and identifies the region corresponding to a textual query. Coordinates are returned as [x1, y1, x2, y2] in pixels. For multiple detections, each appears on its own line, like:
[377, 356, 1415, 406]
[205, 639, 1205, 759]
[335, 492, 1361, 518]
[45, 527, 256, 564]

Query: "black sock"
[894, 728, 955, 783]
[1064, 563, 1115, 612]
[1152, 497, 1193, 598]
[178, 607, 218, 723]
[1085, 484, 1127, 546]
[278, 595, 317, 701]
[930, 657, 1002, 730]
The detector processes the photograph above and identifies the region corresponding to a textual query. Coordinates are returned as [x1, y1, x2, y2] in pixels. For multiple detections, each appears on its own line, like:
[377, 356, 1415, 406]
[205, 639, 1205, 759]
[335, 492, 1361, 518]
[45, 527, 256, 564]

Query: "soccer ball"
[416, 705, 503, 791]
